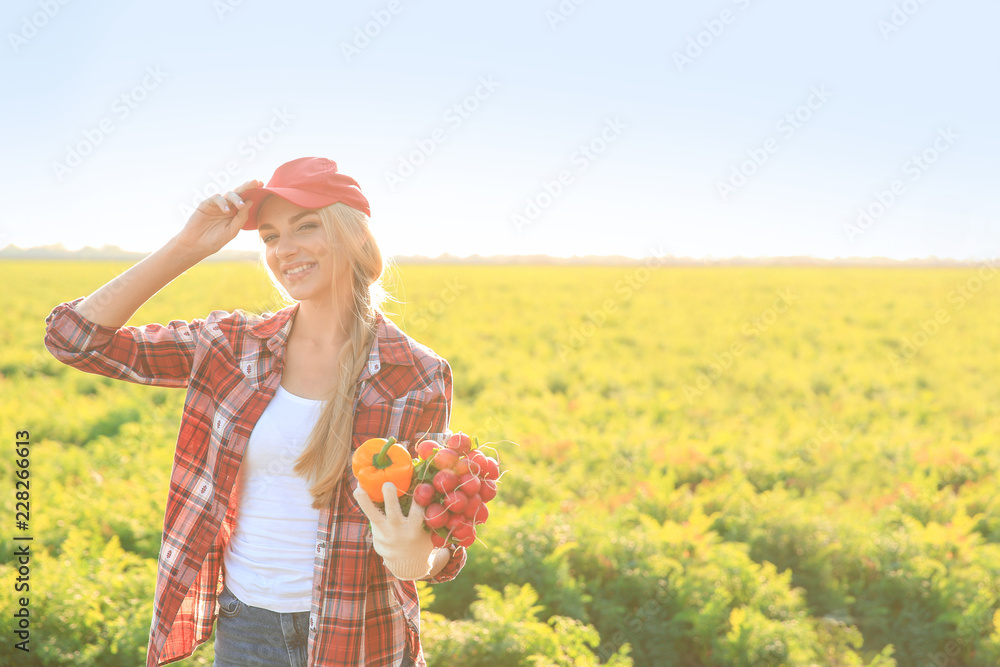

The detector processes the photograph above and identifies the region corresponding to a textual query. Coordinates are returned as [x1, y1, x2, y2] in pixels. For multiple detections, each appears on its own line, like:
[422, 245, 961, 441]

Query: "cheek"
[265, 251, 282, 276]
[314, 244, 339, 268]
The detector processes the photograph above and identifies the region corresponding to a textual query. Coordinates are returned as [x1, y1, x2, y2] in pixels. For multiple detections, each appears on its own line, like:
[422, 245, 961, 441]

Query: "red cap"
[241, 157, 370, 230]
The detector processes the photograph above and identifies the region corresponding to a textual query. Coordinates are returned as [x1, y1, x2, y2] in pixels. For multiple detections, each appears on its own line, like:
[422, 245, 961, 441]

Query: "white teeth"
[285, 264, 315, 276]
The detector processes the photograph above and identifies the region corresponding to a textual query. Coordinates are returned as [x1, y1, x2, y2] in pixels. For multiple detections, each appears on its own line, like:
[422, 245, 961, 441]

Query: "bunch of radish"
[409, 432, 502, 548]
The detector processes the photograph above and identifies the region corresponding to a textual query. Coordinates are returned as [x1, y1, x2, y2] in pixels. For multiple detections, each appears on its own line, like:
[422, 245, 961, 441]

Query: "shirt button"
[195, 478, 214, 500]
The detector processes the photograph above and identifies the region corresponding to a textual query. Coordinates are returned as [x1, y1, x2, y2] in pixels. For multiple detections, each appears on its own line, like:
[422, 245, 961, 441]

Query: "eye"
[260, 221, 317, 244]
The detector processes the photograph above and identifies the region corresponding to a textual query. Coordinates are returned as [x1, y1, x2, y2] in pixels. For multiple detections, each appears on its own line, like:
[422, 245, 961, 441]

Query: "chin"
[285, 285, 318, 301]
[286, 280, 334, 302]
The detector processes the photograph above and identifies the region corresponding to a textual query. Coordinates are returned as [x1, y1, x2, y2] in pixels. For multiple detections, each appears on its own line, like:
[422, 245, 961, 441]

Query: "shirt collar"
[247, 302, 414, 377]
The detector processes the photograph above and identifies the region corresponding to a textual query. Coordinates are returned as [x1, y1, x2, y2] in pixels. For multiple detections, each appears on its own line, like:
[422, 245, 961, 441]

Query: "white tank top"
[223, 384, 324, 612]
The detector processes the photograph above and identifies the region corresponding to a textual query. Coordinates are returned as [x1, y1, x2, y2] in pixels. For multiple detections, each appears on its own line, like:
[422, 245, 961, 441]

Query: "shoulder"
[198, 307, 250, 333]
[214, 302, 297, 325]
[376, 311, 450, 379]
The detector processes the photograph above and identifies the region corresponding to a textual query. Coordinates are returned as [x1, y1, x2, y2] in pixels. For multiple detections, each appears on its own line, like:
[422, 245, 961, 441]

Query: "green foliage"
[421, 583, 632, 666]
[4, 261, 1000, 665]
[0, 527, 155, 666]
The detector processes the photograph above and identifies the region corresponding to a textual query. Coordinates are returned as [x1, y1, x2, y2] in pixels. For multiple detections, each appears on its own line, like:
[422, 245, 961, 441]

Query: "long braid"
[284, 203, 386, 509]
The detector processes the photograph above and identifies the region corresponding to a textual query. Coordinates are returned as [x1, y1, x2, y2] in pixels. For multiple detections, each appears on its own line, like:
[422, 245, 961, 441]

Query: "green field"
[2, 260, 1000, 666]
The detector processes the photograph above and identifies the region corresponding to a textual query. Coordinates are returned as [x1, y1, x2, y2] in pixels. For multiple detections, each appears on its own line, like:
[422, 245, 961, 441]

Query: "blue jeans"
[213, 583, 310, 667]
[213, 583, 415, 666]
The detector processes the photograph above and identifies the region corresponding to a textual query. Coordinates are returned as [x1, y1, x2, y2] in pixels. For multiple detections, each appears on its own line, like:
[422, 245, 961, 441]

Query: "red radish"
[471, 501, 489, 525]
[481, 456, 500, 481]
[416, 439, 439, 459]
[413, 483, 436, 507]
[467, 449, 487, 476]
[446, 432, 472, 455]
[457, 472, 481, 496]
[444, 490, 468, 514]
[479, 478, 497, 503]
[432, 448, 459, 470]
[449, 514, 474, 533]
[425, 503, 448, 529]
[463, 493, 483, 519]
[452, 520, 474, 535]
[433, 469, 459, 494]
[452, 522, 476, 547]
[378, 428, 510, 546]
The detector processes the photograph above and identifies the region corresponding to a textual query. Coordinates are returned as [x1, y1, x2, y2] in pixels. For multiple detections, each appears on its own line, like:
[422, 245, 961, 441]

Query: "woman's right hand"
[173, 179, 263, 260]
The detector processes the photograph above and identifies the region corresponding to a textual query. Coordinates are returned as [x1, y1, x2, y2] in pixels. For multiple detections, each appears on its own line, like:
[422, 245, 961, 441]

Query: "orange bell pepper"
[351, 436, 414, 503]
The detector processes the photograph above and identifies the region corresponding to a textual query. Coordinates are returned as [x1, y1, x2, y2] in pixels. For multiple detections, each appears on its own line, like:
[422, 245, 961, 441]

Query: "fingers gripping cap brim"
[240, 185, 371, 231]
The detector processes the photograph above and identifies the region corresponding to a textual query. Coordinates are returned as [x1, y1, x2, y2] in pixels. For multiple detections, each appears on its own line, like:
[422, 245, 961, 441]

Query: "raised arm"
[44, 181, 262, 386]
[75, 180, 262, 327]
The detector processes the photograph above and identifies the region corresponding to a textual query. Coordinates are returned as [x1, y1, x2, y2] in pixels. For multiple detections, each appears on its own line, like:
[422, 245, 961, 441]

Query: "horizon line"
[1, 242, 998, 267]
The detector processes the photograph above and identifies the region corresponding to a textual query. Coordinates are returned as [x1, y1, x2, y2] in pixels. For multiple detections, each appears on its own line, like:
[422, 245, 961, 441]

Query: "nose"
[274, 229, 300, 259]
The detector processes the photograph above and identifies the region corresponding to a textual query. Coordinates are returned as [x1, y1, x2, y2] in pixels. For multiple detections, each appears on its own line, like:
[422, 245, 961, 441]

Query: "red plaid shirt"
[44, 296, 465, 666]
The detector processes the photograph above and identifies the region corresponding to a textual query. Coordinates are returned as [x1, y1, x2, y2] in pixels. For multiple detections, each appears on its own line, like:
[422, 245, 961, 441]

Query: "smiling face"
[257, 195, 351, 304]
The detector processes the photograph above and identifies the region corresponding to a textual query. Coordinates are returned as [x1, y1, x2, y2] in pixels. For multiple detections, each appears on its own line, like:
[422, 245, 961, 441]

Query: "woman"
[43, 157, 465, 667]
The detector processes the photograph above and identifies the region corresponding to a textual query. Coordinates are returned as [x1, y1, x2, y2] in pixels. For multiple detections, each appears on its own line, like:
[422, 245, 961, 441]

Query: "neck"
[291, 288, 357, 349]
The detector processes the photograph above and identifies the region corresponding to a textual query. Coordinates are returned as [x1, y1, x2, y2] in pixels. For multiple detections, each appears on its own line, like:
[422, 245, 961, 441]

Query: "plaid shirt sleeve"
[43, 296, 229, 388]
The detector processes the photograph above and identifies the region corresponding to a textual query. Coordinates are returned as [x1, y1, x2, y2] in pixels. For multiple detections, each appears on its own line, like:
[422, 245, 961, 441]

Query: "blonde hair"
[257, 200, 393, 509]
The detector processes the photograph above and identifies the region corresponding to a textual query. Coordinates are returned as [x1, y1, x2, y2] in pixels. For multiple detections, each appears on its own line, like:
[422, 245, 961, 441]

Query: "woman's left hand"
[353, 482, 435, 580]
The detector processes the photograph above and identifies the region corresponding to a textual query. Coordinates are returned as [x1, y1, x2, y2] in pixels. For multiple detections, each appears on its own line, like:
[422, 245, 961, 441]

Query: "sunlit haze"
[2, 0, 998, 260]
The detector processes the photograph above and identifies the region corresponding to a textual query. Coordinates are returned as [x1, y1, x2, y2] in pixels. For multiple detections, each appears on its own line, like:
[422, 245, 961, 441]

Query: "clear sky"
[1, 0, 998, 260]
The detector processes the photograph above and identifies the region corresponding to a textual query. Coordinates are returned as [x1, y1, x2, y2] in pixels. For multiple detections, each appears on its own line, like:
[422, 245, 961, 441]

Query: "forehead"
[257, 197, 319, 231]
